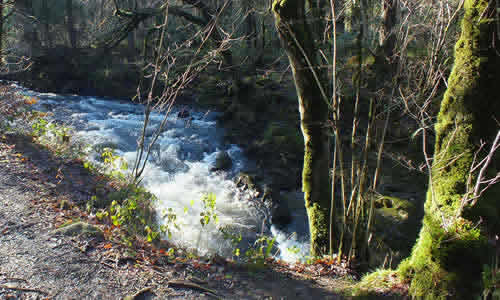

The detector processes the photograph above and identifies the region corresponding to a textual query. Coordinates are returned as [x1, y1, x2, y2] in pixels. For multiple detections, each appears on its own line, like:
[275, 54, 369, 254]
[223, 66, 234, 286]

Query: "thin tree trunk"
[66, 0, 77, 48]
[17, 0, 38, 57]
[379, 0, 397, 61]
[42, 0, 52, 48]
[127, 0, 136, 57]
[0, 0, 4, 65]
[273, 0, 332, 256]
[344, 0, 353, 32]
[398, 0, 500, 297]
[243, 1, 256, 49]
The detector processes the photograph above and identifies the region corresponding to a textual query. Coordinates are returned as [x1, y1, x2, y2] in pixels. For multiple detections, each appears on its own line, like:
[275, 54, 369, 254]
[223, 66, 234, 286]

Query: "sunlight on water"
[20, 86, 267, 257]
[9, 83, 311, 262]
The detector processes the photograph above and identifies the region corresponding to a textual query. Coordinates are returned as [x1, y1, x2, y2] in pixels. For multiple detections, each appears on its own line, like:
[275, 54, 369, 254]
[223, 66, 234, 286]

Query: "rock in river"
[212, 151, 233, 171]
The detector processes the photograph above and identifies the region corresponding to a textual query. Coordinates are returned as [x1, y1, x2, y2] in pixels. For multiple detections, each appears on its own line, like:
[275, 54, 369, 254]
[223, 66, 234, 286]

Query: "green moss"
[353, 269, 404, 297]
[398, 214, 487, 299]
[301, 128, 331, 256]
[306, 202, 329, 255]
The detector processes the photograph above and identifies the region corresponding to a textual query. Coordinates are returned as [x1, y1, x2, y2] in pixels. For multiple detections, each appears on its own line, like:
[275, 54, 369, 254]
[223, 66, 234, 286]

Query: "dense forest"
[0, 0, 499, 298]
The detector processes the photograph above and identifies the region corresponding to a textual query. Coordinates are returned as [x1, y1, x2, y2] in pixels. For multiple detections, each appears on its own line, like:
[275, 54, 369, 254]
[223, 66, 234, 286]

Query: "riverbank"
[0, 109, 355, 299]
[3, 62, 430, 269]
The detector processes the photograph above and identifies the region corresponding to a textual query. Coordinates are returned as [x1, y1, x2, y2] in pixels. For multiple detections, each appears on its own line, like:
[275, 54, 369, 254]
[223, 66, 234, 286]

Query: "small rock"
[235, 172, 255, 190]
[177, 110, 190, 118]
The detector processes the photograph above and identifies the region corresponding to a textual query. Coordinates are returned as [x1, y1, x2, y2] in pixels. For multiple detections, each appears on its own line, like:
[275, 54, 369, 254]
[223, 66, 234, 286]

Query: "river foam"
[9, 82, 310, 262]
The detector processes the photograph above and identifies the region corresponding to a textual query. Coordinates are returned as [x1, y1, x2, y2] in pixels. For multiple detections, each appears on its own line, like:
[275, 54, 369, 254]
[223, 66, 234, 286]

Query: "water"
[10, 83, 310, 261]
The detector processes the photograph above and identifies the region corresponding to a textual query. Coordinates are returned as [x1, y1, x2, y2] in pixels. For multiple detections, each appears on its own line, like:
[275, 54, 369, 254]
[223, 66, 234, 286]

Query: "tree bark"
[379, 0, 397, 61]
[16, 0, 38, 56]
[272, 0, 332, 256]
[127, 0, 136, 56]
[42, 0, 52, 48]
[344, 0, 353, 32]
[0, 0, 4, 65]
[398, 0, 500, 298]
[243, 1, 257, 49]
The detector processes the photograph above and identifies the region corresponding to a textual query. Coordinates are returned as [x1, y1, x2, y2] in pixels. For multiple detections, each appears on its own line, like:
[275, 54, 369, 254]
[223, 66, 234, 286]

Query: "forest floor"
[0, 132, 359, 299]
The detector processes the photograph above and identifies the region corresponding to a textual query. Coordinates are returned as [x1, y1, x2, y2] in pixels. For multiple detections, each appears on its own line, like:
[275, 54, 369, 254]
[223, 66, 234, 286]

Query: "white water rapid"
[9, 83, 311, 261]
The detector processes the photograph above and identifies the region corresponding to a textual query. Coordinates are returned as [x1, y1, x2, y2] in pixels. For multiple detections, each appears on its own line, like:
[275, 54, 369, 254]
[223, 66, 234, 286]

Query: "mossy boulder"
[369, 195, 420, 268]
[51, 221, 104, 239]
[374, 196, 416, 221]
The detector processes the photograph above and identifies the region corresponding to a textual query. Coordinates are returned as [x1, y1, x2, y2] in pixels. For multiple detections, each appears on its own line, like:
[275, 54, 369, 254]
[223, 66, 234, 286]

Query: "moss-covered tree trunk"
[398, 0, 500, 298]
[272, 0, 332, 256]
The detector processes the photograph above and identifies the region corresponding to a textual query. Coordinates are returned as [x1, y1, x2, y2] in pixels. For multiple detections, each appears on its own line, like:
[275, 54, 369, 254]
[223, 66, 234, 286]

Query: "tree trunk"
[42, 0, 52, 48]
[272, 0, 332, 256]
[0, 0, 3, 65]
[398, 0, 500, 298]
[66, 0, 77, 48]
[333, 0, 345, 33]
[243, 1, 257, 49]
[16, 0, 38, 57]
[379, 0, 397, 60]
[127, 0, 136, 56]
[182, 0, 233, 66]
[344, 0, 353, 32]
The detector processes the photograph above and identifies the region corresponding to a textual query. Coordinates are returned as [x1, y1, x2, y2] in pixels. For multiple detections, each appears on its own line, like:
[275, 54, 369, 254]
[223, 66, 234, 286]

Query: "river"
[10, 83, 310, 262]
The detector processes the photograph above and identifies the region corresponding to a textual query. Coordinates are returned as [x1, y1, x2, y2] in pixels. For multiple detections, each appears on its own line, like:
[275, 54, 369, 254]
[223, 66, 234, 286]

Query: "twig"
[100, 261, 115, 269]
[472, 130, 500, 204]
[127, 286, 153, 299]
[168, 279, 218, 297]
[0, 277, 27, 283]
[0, 285, 49, 295]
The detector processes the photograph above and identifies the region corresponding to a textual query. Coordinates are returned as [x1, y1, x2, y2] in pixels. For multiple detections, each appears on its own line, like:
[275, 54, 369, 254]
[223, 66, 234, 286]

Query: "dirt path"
[0, 133, 347, 299]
